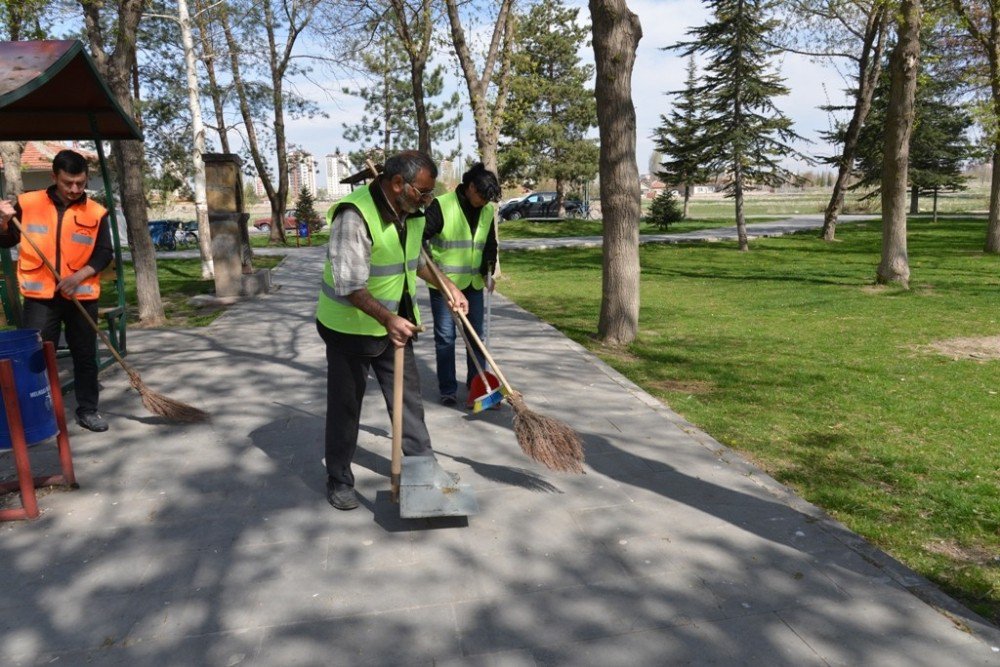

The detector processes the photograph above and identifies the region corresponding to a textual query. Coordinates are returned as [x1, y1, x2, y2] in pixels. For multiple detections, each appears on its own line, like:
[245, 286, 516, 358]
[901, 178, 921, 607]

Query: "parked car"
[498, 192, 583, 220]
[253, 215, 297, 233]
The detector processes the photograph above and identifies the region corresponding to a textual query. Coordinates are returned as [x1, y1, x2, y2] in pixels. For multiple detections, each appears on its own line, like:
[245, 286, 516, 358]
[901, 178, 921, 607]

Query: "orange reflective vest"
[16, 190, 106, 300]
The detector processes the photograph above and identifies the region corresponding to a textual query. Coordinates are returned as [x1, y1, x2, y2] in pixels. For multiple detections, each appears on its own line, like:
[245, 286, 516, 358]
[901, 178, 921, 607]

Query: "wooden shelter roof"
[0, 40, 141, 141]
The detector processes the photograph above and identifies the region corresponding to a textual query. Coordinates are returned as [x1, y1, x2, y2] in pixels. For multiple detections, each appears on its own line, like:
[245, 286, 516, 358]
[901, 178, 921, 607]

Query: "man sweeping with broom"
[316, 150, 469, 511]
[0, 149, 113, 433]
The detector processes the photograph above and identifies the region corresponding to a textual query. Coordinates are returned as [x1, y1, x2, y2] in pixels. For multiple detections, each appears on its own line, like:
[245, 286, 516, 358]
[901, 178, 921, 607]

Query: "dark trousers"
[317, 322, 433, 487]
[22, 296, 100, 415]
[429, 286, 485, 397]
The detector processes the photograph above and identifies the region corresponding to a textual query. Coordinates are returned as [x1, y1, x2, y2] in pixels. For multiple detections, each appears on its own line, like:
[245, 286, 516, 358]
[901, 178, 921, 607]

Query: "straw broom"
[419, 246, 585, 474]
[9, 216, 209, 423]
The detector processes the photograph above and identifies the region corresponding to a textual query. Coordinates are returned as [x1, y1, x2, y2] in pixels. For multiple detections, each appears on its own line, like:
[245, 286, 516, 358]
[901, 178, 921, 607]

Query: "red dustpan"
[467, 370, 503, 412]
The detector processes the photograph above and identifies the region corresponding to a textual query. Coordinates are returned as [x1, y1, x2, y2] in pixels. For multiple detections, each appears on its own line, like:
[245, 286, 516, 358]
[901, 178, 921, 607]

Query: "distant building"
[289, 151, 317, 197]
[325, 151, 353, 198]
[254, 176, 267, 198]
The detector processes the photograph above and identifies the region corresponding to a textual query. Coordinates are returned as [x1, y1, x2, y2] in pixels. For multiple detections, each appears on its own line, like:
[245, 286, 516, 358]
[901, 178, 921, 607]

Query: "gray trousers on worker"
[317, 321, 434, 487]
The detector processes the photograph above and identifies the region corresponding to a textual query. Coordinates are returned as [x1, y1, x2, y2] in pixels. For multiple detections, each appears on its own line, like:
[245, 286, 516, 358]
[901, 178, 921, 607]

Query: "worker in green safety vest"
[422, 163, 501, 407]
[316, 150, 469, 511]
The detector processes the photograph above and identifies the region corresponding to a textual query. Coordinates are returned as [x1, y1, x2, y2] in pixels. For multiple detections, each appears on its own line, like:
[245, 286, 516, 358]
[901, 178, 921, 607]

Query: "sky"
[278, 0, 849, 189]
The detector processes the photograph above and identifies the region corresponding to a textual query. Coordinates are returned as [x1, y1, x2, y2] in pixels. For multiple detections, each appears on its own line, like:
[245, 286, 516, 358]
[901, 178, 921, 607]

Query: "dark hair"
[52, 149, 89, 176]
[462, 162, 501, 202]
[383, 150, 437, 183]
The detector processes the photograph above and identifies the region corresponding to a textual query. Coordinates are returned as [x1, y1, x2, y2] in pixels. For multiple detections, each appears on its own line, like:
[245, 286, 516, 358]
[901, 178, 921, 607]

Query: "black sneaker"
[326, 481, 359, 511]
[76, 411, 109, 432]
[440, 394, 457, 406]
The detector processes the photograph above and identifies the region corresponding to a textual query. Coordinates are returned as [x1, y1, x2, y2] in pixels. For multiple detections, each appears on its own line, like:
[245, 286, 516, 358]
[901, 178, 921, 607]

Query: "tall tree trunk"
[734, 160, 748, 252]
[821, 5, 887, 241]
[219, 3, 281, 240]
[179, 0, 214, 279]
[876, 0, 921, 288]
[410, 59, 430, 154]
[0, 142, 25, 196]
[444, 0, 515, 174]
[263, 0, 290, 245]
[683, 185, 690, 219]
[81, 0, 165, 325]
[193, 0, 231, 154]
[949, 0, 1000, 253]
[389, 0, 434, 155]
[590, 0, 642, 346]
[987, 148, 1000, 252]
[909, 184, 919, 214]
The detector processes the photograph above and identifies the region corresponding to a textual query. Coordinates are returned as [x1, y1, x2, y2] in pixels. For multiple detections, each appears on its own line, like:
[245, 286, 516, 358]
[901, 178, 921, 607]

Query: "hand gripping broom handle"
[419, 246, 516, 396]
[8, 216, 129, 372]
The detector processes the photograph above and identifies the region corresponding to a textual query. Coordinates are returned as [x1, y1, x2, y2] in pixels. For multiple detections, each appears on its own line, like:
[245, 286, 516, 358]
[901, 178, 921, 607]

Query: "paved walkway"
[498, 214, 879, 251]
[2, 219, 998, 665]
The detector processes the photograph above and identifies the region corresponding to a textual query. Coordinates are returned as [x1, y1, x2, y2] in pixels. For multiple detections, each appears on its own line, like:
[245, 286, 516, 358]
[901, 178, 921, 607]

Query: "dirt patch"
[650, 379, 714, 395]
[922, 336, 1000, 362]
[597, 346, 640, 365]
[925, 539, 1000, 567]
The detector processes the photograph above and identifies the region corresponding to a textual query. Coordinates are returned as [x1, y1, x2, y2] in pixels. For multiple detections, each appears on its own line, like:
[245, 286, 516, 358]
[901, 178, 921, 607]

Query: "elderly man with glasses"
[316, 150, 468, 511]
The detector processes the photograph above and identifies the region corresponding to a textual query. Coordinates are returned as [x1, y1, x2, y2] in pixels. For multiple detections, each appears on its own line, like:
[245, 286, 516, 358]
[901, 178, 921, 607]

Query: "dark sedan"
[498, 192, 583, 220]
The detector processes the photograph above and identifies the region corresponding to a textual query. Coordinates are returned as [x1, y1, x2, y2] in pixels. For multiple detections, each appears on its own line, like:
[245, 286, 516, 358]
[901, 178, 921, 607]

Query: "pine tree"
[645, 191, 683, 230]
[499, 0, 598, 208]
[673, 0, 807, 250]
[342, 20, 461, 163]
[653, 56, 709, 219]
[294, 186, 321, 232]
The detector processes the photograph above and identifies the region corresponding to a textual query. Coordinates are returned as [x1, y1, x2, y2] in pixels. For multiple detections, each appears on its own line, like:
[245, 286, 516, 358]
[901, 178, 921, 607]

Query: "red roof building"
[0, 140, 102, 193]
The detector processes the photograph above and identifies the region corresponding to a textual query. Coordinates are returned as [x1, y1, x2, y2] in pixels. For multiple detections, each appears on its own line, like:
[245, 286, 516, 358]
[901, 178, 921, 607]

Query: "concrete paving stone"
[465, 542, 632, 600]
[434, 648, 539, 667]
[455, 583, 641, 656]
[23, 629, 264, 667]
[697, 560, 852, 619]
[776, 595, 996, 666]
[529, 624, 736, 665]
[247, 555, 487, 620]
[0, 588, 138, 659]
[255, 603, 459, 666]
[123, 587, 262, 642]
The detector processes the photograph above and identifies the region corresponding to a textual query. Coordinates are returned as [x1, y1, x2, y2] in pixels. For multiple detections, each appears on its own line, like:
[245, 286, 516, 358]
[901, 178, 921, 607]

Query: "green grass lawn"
[497, 217, 1000, 624]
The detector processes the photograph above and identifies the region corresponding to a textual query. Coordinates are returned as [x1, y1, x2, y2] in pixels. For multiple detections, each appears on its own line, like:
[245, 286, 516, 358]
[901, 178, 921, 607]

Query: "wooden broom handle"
[418, 246, 516, 396]
[391, 344, 404, 503]
[8, 216, 129, 370]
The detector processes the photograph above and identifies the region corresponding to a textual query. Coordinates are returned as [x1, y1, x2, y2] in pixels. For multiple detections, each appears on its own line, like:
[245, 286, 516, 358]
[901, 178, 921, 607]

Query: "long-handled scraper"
[391, 345, 479, 518]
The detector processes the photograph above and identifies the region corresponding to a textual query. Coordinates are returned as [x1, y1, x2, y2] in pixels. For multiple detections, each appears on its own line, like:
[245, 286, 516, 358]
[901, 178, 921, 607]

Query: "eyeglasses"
[405, 182, 435, 203]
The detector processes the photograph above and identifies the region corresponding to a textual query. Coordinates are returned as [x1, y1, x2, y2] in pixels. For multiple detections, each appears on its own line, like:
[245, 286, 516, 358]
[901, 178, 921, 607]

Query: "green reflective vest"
[428, 191, 493, 291]
[316, 185, 424, 335]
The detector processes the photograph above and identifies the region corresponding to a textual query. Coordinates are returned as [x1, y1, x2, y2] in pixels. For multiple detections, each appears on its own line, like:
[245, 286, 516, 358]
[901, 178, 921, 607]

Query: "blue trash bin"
[297, 220, 309, 238]
[0, 329, 58, 449]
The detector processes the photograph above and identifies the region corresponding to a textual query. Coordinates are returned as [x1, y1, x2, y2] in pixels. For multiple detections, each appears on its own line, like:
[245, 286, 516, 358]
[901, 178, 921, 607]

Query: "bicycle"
[149, 220, 177, 251]
[174, 221, 198, 248]
[567, 201, 602, 220]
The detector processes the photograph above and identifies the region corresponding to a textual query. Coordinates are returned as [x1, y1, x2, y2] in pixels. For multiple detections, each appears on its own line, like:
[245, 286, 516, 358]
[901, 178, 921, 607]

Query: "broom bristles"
[128, 370, 210, 423]
[508, 393, 585, 474]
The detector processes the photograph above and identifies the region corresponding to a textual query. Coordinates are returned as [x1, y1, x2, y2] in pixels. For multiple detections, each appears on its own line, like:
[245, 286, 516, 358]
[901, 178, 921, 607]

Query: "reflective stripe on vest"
[429, 191, 493, 290]
[16, 190, 106, 301]
[316, 184, 425, 335]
